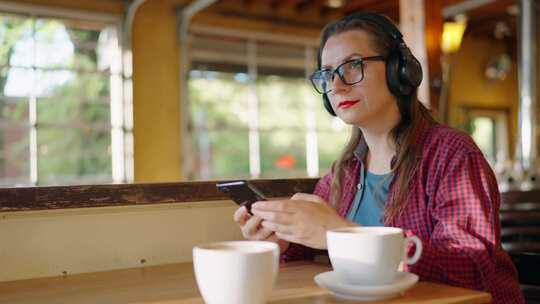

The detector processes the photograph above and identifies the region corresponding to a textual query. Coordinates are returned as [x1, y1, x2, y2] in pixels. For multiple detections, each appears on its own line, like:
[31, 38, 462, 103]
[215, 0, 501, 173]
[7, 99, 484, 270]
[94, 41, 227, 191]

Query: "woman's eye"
[350, 60, 363, 69]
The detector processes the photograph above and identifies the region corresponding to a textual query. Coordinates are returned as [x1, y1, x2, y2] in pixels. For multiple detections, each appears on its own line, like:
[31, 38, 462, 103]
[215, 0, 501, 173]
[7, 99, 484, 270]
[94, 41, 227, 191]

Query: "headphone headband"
[344, 12, 404, 46]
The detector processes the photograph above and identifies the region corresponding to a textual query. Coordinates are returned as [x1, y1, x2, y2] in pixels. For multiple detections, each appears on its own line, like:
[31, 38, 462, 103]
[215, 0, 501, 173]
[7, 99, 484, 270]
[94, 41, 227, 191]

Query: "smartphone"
[216, 180, 267, 215]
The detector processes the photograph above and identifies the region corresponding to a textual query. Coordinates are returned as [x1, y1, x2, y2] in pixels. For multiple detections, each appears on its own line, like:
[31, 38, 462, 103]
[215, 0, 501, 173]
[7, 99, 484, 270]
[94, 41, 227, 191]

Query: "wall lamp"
[441, 15, 467, 53]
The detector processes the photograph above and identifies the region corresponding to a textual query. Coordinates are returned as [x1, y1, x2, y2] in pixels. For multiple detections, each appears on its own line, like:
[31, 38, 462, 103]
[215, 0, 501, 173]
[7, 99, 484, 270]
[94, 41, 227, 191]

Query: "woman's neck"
[361, 119, 398, 175]
[363, 131, 395, 175]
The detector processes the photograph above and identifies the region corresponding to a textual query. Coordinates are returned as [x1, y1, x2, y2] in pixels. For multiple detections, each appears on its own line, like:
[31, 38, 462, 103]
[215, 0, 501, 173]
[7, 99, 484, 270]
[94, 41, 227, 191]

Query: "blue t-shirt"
[347, 167, 393, 226]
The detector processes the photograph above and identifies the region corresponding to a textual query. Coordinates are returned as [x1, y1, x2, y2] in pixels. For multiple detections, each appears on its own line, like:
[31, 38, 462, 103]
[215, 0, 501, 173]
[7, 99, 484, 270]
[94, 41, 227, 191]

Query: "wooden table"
[0, 261, 491, 304]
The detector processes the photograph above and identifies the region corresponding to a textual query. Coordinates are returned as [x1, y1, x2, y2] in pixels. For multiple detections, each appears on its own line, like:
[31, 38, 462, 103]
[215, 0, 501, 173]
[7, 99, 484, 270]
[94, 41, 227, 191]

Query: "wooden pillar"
[132, 0, 182, 182]
[424, 0, 443, 111]
[400, 0, 443, 110]
[399, 0, 430, 107]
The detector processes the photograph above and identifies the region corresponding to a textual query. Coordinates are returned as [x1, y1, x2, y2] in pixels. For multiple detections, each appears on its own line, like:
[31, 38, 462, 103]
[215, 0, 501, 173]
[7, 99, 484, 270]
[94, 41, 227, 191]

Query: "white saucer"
[314, 271, 419, 301]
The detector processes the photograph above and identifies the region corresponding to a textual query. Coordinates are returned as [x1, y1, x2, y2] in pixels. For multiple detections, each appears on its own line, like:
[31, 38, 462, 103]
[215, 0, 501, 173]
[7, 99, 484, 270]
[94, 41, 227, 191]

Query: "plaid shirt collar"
[352, 118, 432, 167]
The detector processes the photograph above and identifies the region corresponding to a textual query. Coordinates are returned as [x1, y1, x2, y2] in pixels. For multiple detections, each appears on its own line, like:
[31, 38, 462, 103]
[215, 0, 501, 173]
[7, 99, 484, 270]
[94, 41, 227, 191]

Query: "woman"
[233, 12, 523, 303]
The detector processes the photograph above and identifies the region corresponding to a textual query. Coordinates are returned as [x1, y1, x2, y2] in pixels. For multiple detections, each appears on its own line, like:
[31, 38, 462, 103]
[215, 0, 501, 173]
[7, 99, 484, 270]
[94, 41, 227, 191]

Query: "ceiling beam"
[342, 0, 381, 14]
[442, 0, 496, 18]
[342, 0, 399, 21]
[462, 0, 515, 20]
[269, 0, 285, 9]
[271, 0, 303, 10]
[296, 0, 327, 12]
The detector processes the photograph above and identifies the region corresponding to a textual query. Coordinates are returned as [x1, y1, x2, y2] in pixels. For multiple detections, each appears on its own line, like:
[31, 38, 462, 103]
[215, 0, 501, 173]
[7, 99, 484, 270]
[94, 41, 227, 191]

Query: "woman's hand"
[234, 206, 273, 240]
[233, 206, 291, 253]
[251, 193, 356, 249]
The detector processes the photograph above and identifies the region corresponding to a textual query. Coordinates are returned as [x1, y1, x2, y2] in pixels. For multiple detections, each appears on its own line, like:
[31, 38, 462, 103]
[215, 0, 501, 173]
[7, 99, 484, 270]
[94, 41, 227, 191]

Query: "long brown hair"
[320, 14, 436, 223]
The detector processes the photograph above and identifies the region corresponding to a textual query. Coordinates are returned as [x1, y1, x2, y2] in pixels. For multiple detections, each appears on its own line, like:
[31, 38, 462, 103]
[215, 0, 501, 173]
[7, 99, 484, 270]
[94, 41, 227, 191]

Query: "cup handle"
[403, 235, 423, 265]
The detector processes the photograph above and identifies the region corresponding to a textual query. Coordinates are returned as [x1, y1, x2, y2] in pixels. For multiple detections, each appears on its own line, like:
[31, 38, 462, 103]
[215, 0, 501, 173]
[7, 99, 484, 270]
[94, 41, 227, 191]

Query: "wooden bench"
[501, 189, 540, 302]
[500, 190, 540, 254]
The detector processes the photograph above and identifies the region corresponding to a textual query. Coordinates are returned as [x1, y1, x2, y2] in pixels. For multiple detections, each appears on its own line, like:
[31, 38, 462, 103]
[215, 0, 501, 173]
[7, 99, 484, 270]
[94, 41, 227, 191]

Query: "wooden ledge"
[501, 189, 540, 204]
[0, 178, 319, 212]
[3, 178, 539, 213]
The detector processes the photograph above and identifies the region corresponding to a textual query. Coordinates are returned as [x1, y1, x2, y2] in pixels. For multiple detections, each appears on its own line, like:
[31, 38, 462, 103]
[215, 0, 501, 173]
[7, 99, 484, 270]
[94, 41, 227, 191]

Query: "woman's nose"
[332, 74, 349, 94]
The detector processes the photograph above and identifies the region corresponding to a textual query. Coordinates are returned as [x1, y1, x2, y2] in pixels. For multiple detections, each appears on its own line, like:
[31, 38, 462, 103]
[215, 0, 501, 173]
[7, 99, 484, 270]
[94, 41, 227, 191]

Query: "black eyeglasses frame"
[309, 55, 386, 94]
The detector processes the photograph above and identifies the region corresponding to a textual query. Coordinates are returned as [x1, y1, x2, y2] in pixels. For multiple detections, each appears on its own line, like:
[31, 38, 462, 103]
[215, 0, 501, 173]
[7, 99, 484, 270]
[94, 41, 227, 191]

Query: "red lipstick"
[338, 100, 360, 109]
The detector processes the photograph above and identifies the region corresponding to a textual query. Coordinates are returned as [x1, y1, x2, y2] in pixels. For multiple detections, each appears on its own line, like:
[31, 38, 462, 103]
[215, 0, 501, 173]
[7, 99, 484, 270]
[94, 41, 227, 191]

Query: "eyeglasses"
[309, 56, 385, 94]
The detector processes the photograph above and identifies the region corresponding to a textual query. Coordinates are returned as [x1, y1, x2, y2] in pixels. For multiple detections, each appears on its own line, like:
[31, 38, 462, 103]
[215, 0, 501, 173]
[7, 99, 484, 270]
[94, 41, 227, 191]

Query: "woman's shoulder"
[417, 124, 492, 182]
[421, 123, 481, 155]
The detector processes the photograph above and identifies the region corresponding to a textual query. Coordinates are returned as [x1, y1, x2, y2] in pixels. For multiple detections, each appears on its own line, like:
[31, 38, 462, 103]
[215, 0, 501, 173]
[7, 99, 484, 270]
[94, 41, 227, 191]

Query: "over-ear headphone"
[319, 12, 423, 116]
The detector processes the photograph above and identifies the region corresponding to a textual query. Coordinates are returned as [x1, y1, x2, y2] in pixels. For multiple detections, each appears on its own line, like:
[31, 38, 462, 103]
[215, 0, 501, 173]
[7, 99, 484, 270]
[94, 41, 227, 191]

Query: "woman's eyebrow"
[322, 53, 364, 69]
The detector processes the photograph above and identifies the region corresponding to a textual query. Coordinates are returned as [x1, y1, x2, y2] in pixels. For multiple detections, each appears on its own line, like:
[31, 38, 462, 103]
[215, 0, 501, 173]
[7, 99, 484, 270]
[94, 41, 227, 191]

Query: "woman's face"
[321, 30, 400, 129]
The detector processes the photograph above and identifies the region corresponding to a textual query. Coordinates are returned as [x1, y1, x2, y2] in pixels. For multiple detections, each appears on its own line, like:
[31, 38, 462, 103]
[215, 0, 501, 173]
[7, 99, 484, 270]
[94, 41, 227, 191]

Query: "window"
[471, 116, 496, 163]
[466, 107, 510, 167]
[186, 32, 348, 180]
[0, 9, 129, 186]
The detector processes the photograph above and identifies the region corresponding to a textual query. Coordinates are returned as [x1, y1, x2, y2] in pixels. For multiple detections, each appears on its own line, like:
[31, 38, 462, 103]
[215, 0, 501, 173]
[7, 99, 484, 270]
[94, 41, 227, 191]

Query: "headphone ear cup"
[386, 46, 422, 98]
[385, 51, 402, 97]
[323, 94, 336, 116]
[399, 45, 422, 88]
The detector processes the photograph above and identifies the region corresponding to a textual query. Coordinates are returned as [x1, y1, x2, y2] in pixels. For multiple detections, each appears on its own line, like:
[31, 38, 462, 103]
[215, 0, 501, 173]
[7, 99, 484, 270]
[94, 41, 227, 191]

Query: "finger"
[233, 206, 249, 225]
[261, 221, 295, 235]
[291, 193, 325, 203]
[251, 209, 293, 225]
[252, 200, 294, 212]
[242, 215, 263, 237]
[265, 233, 279, 242]
[252, 226, 274, 240]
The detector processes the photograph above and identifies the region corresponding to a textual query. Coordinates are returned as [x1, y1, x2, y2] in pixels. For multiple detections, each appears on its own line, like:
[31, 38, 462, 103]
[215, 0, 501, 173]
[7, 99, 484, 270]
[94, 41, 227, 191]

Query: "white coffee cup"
[327, 227, 422, 285]
[193, 241, 279, 304]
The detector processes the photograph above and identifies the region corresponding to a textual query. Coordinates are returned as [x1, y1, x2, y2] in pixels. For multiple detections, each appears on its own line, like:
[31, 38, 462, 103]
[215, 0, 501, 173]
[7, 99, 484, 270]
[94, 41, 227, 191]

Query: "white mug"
[193, 241, 279, 304]
[327, 227, 422, 285]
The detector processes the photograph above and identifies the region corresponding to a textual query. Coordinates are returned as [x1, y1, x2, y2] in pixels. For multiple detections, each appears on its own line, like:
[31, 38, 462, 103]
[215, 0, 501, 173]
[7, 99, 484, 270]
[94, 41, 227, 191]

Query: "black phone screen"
[216, 180, 267, 214]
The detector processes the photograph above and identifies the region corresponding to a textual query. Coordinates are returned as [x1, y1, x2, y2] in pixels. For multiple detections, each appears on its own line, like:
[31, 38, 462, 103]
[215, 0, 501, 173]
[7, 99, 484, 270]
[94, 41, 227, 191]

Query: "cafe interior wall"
[0, 0, 244, 282]
[447, 34, 518, 161]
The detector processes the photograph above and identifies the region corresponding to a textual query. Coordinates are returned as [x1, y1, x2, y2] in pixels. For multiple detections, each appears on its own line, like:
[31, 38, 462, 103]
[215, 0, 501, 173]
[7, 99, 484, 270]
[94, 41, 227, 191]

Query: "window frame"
[0, 2, 133, 186]
[464, 106, 510, 168]
[184, 25, 349, 180]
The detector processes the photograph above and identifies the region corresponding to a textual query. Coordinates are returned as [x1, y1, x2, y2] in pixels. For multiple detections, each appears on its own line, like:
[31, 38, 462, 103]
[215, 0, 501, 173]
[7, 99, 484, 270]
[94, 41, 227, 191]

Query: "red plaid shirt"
[282, 123, 524, 303]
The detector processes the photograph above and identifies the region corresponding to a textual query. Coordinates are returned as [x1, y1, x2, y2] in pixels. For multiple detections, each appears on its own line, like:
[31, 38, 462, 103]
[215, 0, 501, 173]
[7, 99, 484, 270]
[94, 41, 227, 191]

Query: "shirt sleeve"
[405, 151, 521, 303]
[280, 169, 333, 262]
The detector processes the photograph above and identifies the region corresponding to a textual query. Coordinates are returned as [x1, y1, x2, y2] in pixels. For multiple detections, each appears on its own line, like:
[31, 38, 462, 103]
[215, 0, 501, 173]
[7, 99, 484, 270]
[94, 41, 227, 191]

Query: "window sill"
[0, 178, 319, 212]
